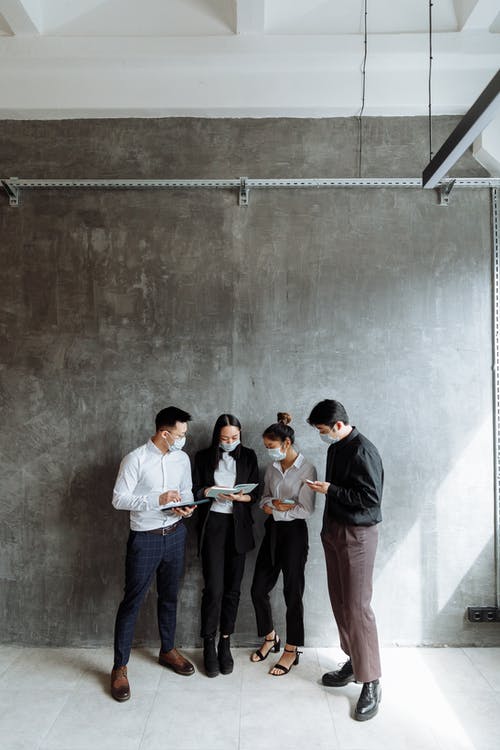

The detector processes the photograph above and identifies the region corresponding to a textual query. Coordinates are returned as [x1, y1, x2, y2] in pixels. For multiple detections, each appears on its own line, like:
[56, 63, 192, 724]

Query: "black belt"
[147, 520, 182, 535]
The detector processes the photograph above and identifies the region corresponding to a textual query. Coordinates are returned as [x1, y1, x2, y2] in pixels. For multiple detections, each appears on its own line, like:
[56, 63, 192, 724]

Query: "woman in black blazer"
[193, 414, 259, 677]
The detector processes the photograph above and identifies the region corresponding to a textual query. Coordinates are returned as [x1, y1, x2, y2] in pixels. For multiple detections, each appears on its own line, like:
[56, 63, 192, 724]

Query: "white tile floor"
[1, 645, 499, 750]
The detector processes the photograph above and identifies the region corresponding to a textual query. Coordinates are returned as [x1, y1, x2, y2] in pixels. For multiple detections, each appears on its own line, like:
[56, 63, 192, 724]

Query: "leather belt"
[147, 520, 182, 535]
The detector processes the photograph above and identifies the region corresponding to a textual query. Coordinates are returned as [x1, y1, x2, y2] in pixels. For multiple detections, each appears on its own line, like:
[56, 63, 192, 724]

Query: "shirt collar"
[273, 452, 304, 473]
[148, 438, 165, 455]
[331, 427, 359, 451]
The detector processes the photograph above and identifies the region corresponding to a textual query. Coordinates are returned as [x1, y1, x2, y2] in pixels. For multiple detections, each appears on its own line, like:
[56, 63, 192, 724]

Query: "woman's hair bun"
[277, 411, 292, 425]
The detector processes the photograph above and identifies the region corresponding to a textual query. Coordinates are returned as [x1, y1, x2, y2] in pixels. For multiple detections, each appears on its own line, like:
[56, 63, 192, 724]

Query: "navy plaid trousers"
[113, 523, 187, 668]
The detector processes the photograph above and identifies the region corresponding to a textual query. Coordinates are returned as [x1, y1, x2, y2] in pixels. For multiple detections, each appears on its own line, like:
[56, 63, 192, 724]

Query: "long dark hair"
[262, 412, 295, 444]
[210, 413, 242, 469]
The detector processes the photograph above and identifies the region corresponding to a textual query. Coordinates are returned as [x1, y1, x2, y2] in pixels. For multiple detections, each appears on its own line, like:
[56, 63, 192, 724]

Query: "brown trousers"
[321, 521, 381, 683]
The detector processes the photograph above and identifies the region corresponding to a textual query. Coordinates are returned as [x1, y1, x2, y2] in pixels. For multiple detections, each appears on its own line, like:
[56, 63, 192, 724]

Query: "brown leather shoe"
[111, 666, 130, 702]
[158, 648, 195, 676]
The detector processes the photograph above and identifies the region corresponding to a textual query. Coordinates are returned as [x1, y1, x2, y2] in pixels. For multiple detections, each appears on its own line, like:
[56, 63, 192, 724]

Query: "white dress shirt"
[112, 439, 193, 531]
[211, 452, 237, 515]
[260, 453, 317, 522]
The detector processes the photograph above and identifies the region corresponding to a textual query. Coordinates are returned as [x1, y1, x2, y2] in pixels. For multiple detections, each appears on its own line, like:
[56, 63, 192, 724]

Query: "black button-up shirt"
[323, 427, 383, 528]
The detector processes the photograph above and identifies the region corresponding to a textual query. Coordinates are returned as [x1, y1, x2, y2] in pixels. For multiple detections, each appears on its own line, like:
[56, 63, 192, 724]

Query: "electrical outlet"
[467, 606, 499, 623]
[484, 607, 498, 622]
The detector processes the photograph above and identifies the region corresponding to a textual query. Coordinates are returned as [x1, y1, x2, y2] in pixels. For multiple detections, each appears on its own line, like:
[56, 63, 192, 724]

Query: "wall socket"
[467, 606, 500, 623]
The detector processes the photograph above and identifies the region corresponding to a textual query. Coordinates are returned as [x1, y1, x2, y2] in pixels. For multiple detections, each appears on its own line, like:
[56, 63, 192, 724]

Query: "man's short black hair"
[155, 406, 192, 431]
[307, 399, 349, 427]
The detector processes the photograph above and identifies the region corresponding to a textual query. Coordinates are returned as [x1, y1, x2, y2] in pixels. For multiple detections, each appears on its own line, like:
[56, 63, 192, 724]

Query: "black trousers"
[200, 512, 246, 638]
[251, 518, 308, 646]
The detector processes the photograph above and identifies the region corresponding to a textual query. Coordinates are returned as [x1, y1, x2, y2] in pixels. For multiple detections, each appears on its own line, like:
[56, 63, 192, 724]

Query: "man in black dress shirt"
[307, 399, 383, 721]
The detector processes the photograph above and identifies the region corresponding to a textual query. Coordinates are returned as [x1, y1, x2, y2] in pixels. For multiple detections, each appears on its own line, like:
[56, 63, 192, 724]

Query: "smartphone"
[281, 498, 295, 505]
[305, 479, 316, 485]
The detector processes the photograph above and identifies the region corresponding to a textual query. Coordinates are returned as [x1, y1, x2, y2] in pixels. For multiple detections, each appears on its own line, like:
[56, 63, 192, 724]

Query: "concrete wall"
[0, 117, 498, 647]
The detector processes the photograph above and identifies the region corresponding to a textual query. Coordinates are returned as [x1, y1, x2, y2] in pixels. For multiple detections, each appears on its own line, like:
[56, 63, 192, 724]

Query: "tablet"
[162, 496, 212, 509]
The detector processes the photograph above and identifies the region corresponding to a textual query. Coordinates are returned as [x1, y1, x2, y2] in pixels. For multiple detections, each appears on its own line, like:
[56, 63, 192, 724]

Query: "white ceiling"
[0, 0, 498, 118]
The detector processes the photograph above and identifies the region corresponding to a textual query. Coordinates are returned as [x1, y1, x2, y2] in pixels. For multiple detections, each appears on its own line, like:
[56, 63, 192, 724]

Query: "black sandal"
[251, 633, 281, 662]
[270, 647, 302, 676]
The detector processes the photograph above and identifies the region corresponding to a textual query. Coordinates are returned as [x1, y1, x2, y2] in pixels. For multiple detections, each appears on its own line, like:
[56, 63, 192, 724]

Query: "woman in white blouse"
[250, 412, 317, 675]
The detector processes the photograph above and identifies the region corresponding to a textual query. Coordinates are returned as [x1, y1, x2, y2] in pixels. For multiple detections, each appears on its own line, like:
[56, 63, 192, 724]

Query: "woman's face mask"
[267, 445, 287, 461]
[220, 439, 240, 452]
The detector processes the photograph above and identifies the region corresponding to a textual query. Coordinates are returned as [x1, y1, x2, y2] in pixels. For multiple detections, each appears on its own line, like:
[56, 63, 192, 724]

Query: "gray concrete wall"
[0, 117, 497, 647]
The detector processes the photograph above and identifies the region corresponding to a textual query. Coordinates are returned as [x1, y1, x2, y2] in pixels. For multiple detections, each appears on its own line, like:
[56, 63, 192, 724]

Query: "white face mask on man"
[165, 433, 186, 452]
[319, 430, 340, 445]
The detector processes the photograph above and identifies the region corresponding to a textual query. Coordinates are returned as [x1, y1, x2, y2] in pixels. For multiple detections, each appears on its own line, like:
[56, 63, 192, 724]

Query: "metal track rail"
[2, 176, 500, 207]
[493, 188, 500, 608]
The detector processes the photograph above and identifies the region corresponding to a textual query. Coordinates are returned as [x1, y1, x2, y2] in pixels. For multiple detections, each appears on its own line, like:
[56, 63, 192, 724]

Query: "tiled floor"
[1, 644, 500, 750]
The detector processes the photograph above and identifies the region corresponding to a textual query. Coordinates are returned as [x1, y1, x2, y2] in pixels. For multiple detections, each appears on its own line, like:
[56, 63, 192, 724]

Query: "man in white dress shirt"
[110, 406, 196, 702]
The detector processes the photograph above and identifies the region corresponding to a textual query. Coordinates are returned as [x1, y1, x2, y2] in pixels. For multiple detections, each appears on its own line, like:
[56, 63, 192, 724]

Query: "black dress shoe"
[322, 659, 355, 687]
[218, 635, 234, 675]
[203, 636, 219, 678]
[354, 680, 381, 721]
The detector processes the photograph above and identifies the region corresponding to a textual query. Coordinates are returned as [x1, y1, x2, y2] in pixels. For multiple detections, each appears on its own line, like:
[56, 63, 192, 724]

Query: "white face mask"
[220, 439, 240, 452]
[267, 446, 287, 461]
[319, 432, 340, 445]
[165, 433, 186, 452]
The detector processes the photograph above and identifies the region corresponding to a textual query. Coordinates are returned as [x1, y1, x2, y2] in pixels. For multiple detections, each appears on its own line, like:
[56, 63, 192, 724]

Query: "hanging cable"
[357, 0, 368, 178]
[428, 1, 433, 162]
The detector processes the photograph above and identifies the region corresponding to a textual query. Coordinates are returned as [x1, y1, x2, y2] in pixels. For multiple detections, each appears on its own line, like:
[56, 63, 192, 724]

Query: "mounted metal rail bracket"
[1, 178, 20, 207]
[437, 179, 456, 206]
[239, 176, 249, 206]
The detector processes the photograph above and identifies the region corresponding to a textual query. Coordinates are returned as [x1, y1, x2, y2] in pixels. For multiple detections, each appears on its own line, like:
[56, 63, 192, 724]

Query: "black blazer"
[193, 445, 259, 554]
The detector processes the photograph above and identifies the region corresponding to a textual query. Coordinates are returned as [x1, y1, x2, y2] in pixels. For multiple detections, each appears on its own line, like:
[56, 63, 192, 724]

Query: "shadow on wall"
[430, 536, 497, 645]
[375, 417, 496, 646]
[57, 448, 129, 645]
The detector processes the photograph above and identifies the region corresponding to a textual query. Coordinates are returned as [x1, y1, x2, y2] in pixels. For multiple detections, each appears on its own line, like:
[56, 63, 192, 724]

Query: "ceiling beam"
[422, 69, 500, 188]
[455, 0, 499, 30]
[235, 0, 265, 34]
[0, 0, 41, 35]
[0, 31, 497, 118]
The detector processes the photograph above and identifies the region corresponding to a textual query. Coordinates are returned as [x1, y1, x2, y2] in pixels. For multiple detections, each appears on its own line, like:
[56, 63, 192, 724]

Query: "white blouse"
[211, 452, 237, 515]
[260, 453, 316, 522]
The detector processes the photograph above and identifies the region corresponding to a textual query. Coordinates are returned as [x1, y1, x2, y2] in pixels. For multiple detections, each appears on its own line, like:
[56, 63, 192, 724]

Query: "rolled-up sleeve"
[259, 465, 275, 509]
[276, 463, 317, 521]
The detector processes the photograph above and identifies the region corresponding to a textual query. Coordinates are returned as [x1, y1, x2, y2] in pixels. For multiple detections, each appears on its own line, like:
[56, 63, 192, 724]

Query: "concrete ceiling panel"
[41, 0, 234, 36]
[265, 0, 458, 35]
[0, 0, 498, 117]
[454, 0, 500, 30]
[0, 0, 41, 34]
[0, 12, 12, 34]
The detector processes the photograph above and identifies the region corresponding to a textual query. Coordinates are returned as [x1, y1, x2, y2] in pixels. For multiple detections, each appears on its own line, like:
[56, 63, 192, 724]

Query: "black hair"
[155, 406, 192, 431]
[307, 400, 349, 428]
[262, 412, 295, 444]
[210, 413, 242, 469]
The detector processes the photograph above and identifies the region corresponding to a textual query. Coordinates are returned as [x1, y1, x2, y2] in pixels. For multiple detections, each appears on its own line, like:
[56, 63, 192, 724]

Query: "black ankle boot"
[203, 636, 219, 678]
[218, 635, 234, 675]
